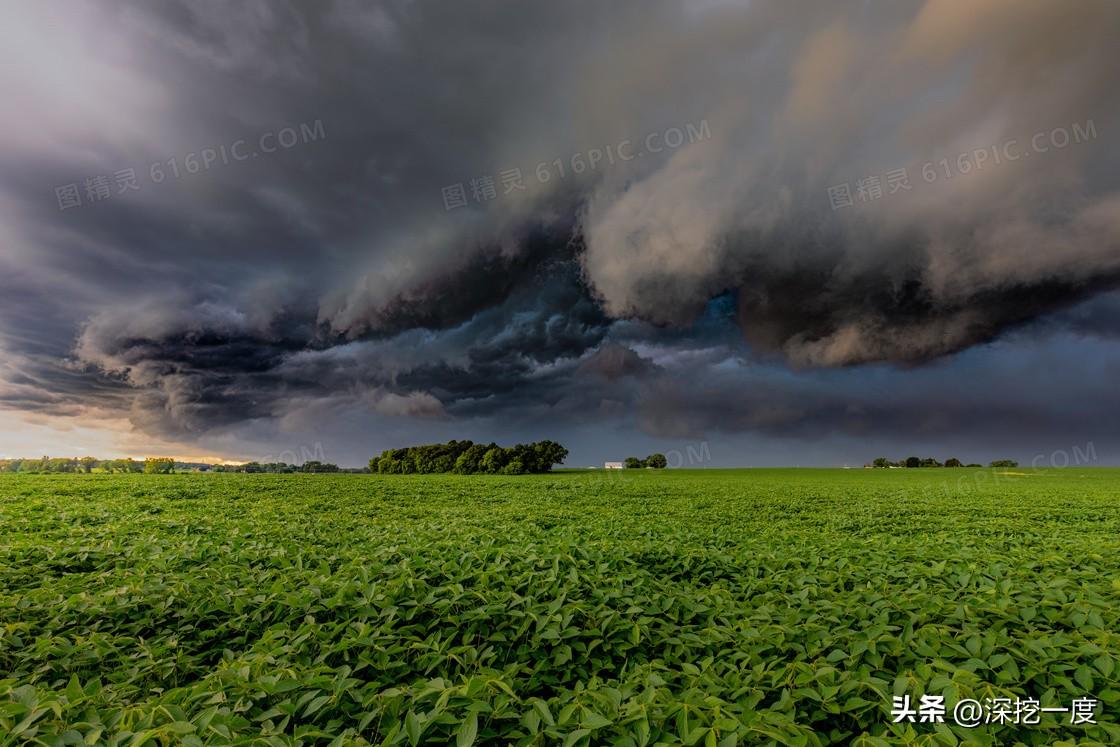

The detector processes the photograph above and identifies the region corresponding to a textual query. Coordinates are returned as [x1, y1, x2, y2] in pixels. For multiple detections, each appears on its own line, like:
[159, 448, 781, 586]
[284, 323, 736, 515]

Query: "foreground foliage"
[1, 469, 1118, 745]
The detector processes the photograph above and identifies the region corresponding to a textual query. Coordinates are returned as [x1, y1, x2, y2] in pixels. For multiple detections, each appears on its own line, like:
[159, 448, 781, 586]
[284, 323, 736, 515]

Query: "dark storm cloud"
[319, 226, 582, 340]
[634, 338, 1120, 455]
[0, 353, 130, 418]
[579, 2, 1120, 365]
[0, 0, 1118, 454]
[297, 258, 612, 406]
[56, 258, 614, 438]
[577, 344, 659, 382]
[733, 265, 1120, 367]
[1027, 291, 1120, 342]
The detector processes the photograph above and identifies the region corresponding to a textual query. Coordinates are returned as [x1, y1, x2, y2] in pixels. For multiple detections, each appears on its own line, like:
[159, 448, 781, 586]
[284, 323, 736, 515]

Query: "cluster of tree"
[0, 457, 178, 473]
[103, 459, 144, 473]
[623, 454, 668, 469]
[870, 457, 1017, 468]
[370, 440, 568, 475]
[143, 458, 175, 474]
[1, 457, 95, 473]
[0, 456, 367, 475]
[208, 461, 346, 473]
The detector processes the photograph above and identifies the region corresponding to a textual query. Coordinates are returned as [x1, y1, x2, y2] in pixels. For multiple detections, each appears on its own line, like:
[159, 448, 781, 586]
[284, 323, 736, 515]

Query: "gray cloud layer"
[0, 0, 1118, 457]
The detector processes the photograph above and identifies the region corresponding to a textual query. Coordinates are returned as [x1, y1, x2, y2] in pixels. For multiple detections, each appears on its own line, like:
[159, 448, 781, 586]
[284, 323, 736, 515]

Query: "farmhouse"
[604, 461, 624, 469]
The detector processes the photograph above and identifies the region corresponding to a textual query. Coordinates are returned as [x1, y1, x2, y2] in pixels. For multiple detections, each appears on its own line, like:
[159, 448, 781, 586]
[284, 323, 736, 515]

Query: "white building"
[604, 461, 624, 469]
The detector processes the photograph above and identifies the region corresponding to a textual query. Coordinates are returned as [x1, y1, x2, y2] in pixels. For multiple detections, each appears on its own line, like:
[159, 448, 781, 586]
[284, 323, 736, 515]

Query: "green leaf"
[405, 710, 421, 747]
[1074, 665, 1094, 691]
[65, 675, 83, 704]
[533, 699, 556, 727]
[563, 728, 591, 747]
[457, 712, 478, 747]
[581, 711, 612, 730]
[303, 695, 331, 718]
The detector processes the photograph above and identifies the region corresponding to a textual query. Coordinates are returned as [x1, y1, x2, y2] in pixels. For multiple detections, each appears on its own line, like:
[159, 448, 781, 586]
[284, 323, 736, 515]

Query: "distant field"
[2, 469, 1118, 745]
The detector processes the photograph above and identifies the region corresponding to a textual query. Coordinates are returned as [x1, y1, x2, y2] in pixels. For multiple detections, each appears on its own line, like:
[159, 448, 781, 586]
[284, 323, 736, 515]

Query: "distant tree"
[646, 453, 668, 469]
[144, 457, 175, 474]
[501, 458, 527, 475]
[989, 459, 1019, 468]
[872, 457, 890, 468]
[375, 449, 398, 474]
[412, 450, 436, 474]
[44, 457, 74, 473]
[19, 457, 48, 473]
[454, 444, 489, 474]
[431, 454, 455, 473]
[370, 440, 566, 475]
[480, 447, 508, 474]
[966, 463, 982, 468]
[528, 440, 568, 472]
[920, 457, 943, 468]
[79, 456, 98, 473]
[905, 456, 921, 468]
[624, 457, 643, 469]
[944, 458, 962, 468]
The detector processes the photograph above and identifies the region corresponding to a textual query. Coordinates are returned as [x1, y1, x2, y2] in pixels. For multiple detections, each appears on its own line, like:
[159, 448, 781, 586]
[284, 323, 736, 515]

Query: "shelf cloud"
[0, 0, 1118, 462]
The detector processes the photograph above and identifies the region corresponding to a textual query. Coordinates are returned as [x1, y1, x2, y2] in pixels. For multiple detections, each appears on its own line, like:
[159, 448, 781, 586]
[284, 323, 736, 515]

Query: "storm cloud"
[0, 0, 1118, 463]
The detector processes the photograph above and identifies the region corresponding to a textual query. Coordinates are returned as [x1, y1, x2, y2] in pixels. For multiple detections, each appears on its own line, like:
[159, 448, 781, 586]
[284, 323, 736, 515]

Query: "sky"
[0, 0, 1118, 467]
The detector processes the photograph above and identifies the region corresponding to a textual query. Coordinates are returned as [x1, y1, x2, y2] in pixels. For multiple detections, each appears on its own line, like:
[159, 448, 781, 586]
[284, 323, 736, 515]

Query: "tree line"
[0, 457, 176, 474]
[370, 440, 568, 475]
[624, 454, 668, 469]
[208, 461, 346, 473]
[869, 457, 1019, 468]
[0, 457, 350, 474]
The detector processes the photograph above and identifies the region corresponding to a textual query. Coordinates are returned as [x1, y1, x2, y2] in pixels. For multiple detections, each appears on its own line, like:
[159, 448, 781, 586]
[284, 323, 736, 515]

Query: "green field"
[2, 469, 1118, 746]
